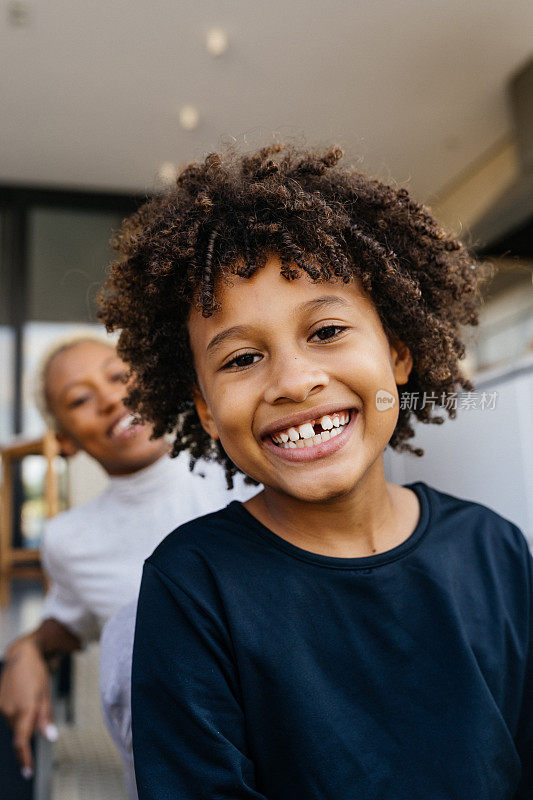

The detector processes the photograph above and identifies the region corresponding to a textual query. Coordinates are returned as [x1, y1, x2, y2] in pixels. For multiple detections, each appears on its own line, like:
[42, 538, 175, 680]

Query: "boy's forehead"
[217, 256, 366, 306]
[188, 257, 377, 349]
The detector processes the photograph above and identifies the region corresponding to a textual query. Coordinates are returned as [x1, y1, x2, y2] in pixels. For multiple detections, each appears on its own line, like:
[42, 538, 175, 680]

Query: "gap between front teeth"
[270, 412, 351, 446]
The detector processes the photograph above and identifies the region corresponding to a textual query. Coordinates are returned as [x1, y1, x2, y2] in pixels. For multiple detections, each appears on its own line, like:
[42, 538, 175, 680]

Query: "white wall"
[384, 353, 533, 543]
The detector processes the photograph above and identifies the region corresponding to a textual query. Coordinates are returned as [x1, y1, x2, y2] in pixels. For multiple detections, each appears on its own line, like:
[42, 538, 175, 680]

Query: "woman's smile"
[47, 340, 169, 474]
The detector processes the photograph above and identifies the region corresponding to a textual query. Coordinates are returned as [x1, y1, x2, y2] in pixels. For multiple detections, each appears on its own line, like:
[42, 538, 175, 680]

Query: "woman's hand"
[0, 636, 55, 776]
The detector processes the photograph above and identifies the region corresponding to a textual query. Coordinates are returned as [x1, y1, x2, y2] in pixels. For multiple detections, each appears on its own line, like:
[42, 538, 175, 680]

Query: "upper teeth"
[113, 414, 135, 435]
[295, 422, 314, 440]
[271, 411, 351, 444]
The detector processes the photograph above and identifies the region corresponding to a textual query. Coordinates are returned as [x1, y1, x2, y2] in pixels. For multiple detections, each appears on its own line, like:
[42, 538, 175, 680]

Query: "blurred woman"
[0, 333, 256, 793]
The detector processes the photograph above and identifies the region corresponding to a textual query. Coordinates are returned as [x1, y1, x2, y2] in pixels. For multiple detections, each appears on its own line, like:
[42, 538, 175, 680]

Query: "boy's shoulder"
[415, 480, 530, 561]
[145, 500, 254, 577]
[143, 501, 276, 609]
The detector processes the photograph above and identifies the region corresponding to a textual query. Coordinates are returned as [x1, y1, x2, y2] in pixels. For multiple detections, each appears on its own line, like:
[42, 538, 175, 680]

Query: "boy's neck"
[244, 459, 420, 559]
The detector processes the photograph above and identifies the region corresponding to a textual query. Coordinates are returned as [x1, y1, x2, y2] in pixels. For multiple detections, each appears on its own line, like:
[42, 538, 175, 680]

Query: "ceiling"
[1, 0, 532, 202]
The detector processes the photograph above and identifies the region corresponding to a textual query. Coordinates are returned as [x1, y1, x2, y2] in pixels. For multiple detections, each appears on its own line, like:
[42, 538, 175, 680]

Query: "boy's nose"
[263, 356, 329, 405]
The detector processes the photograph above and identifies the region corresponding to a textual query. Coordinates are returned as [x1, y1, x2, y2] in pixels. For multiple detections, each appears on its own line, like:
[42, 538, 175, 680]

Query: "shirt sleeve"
[131, 560, 268, 800]
[513, 528, 533, 798]
[39, 581, 100, 643]
[40, 521, 100, 643]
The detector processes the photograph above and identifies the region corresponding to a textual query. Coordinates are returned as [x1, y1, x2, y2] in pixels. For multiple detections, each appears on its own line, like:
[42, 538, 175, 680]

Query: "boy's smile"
[189, 254, 412, 510]
[260, 405, 357, 462]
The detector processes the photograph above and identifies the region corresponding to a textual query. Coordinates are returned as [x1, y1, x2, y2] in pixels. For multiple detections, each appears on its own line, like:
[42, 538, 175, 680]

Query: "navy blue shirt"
[132, 482, 533, 799]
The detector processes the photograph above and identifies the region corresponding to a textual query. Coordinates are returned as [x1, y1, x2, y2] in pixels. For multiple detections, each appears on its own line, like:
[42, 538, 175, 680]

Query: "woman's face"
[46, 340, 168, 475]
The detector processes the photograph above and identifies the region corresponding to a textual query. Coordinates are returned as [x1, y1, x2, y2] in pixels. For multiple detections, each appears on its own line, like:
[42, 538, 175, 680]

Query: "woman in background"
[0, 333, 257, 797]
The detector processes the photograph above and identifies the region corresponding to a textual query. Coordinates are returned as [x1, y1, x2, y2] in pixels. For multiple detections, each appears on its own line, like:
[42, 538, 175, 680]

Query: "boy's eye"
[110, 371, 127, 382]
[310, 325, 346, 342]
[222, 352, 262, 370]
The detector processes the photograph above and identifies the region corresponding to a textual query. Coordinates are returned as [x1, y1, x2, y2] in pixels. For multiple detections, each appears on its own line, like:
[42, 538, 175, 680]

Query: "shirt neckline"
[227, 482, 431, 570]
[106, 451, 177, 499]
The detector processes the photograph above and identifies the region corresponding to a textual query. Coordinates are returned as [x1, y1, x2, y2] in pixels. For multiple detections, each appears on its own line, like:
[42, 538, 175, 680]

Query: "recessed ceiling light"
[206, 28, 228, 57]
[179, 105, 200, 131]
[7, 1, 30, 27]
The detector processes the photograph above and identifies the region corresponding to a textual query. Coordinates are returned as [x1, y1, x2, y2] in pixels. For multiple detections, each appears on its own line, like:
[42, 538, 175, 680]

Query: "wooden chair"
[0, 431, 60, 607]
[0, 433, 68, 800]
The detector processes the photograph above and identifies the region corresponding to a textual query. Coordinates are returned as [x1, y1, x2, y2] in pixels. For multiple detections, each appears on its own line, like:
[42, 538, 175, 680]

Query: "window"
[0, 186, 143, 549]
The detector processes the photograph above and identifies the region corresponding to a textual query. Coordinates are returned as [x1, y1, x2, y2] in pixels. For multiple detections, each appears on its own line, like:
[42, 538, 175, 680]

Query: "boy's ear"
[54, 430, 80, 458]
[193, 389, 220, 440]
[390, 340, 413, 386]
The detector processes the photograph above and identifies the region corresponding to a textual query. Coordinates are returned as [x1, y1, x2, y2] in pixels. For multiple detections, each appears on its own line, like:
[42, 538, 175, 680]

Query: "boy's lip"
[262, 408, 358, 462]
[259, 402, 358, 441]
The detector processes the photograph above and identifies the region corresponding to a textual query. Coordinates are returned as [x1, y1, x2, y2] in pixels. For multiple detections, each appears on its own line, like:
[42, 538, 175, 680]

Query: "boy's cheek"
[216, 433, 264, 485]
[354, 376, 400, 438]
[192, 389, 220, 440]
[367, 398, 401, 449]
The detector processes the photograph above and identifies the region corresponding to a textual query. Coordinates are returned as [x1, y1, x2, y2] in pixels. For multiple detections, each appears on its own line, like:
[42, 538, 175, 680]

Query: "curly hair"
[98, 142, 491, 488]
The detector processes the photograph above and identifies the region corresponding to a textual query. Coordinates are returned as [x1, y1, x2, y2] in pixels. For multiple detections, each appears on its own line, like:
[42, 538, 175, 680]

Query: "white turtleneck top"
[40, 452, 258, 642]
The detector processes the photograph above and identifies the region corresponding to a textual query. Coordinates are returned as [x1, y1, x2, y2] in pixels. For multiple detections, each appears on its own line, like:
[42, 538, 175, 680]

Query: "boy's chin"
[276, 474, 362, 505]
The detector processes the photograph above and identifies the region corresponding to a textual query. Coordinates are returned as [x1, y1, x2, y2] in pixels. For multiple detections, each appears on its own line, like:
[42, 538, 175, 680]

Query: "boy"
[99, 143, 532, 798]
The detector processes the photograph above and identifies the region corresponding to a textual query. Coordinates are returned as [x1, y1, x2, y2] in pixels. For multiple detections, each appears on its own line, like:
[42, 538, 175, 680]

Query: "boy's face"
[189, 254, 412, 503]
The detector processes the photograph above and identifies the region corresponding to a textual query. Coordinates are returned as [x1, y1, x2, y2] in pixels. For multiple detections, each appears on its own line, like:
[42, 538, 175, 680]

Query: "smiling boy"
[100, 144, 533, 799]
[189, 254, 420, 556]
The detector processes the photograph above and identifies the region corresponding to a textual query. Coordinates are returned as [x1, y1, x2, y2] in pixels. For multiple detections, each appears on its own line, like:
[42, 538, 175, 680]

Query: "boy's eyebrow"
[302, 296, 352, 313]
[205, 296, 352, 354]
[206, 325, 255, 355]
